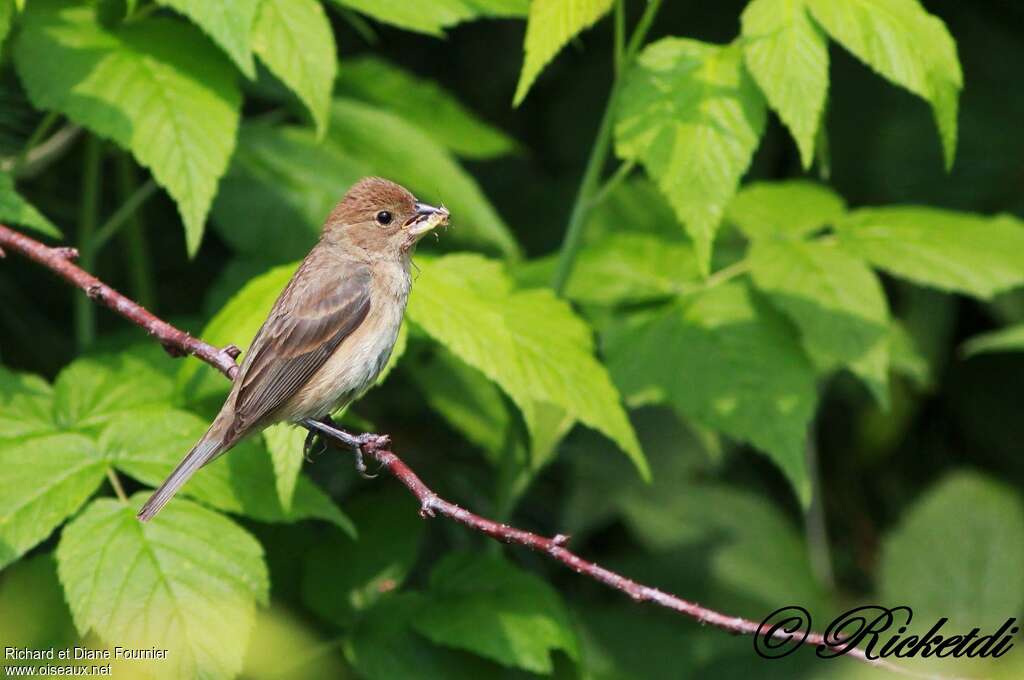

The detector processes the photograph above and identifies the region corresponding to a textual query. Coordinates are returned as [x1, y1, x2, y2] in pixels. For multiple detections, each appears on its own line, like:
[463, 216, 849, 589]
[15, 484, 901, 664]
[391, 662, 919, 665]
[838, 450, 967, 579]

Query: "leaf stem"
[589, 159, 635, 208]
[703, 258, 749, 289]
[551, 0, 663, 295]
[116, 156, 157, 309]
[106, 467, 129, 503]
[613, 0, 626, 75]
[12, 111, 59, 175]
[74, 136, 103, 349]
[90, 177, 158, 252]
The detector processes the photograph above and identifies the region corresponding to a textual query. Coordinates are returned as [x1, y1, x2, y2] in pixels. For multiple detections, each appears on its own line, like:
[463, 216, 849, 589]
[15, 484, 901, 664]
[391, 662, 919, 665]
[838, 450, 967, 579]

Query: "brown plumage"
[138, 177, 449, 521]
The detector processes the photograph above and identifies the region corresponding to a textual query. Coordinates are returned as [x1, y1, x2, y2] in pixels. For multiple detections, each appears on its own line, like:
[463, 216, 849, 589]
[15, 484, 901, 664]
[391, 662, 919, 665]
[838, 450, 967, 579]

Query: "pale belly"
[279, 304, 404, 421]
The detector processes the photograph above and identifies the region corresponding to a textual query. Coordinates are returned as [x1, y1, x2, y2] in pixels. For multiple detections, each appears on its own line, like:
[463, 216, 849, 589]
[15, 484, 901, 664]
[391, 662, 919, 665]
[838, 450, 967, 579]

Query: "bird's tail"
[137, 421, 231, 522]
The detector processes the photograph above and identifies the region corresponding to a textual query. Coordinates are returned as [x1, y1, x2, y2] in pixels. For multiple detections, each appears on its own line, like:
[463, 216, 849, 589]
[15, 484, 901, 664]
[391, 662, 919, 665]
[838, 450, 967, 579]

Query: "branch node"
[161, 341, 186, 358]
[552, 533, 571, 547]
[86, 282, 102, 299]
[419, 494, 439, 518]
[222, 343, 242, 360]
[53, 247, 79, 260]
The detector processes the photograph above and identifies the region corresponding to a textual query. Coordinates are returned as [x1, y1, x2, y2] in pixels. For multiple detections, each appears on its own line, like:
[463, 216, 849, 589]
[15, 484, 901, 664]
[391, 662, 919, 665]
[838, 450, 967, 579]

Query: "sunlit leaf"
[727, 180, 846, 240]
[14, 0, 240, 255]
[741, 0, 828, 168]
[835, 208, 1024, 299]
[57, 494, 269, 680]
[962, 324, 1024, 357]
[513, 0, 613, 105]
[155, 0, 260, 77]
[615, 39, 766, 274]
[0, 434, 106, 570]
[252, 0, 336, 136]
[806, 0, 962, 168]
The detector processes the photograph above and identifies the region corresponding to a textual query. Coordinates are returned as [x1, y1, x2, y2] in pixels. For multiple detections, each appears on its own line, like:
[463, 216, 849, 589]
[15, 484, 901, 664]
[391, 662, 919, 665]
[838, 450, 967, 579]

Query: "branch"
[0, 224, 937, 678]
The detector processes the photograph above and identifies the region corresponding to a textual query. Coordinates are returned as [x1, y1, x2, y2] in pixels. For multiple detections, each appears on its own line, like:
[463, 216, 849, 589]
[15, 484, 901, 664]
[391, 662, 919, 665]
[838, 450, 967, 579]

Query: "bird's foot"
[353, 433, 389, 479]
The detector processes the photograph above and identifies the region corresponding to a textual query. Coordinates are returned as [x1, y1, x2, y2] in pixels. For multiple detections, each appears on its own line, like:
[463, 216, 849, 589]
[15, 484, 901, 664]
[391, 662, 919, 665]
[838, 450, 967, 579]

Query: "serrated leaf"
[407, 254, 646, 477]
[880, 472, 1024, 630]
[212, 123, 368, 262]
[262, 423, 305, 513]
[615, 39, 767, 274]
[727, 180, 846, 240]
[102, 408, 353, 533]
[0, 365, 56, 440]
[606, 281, 816, 504]
[57, 494, 269, 680]
[513, 0, 613, 105]
[835, 208, 1024, 299]
[14, 0, 240, 255]
[336, 56, 518, 159]
[962, 324, 1024, 357]
[748, 240, 890, 402]
[806, 0, 962, 169]
[329, 99, 520, 258]
[413, 552, 579, 672]
[155, 0, 260, 77]
[0, 171, 61, 237]
[741, 0, 828, 168]
[53, 352, 175, 431]
[331, 0, 527, 37]
[0, 434, 107, 570]
[303, 488, 424, 627]
[252, 0, 335, 137]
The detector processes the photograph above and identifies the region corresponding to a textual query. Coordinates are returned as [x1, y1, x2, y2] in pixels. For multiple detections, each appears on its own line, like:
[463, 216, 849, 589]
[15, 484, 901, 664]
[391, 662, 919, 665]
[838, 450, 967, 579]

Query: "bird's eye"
[375, 211, 393, 226]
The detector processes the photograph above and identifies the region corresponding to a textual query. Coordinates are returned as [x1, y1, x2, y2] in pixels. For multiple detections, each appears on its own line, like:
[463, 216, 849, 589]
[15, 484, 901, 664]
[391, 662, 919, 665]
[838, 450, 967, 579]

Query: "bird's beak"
[405, 202, 450, 237]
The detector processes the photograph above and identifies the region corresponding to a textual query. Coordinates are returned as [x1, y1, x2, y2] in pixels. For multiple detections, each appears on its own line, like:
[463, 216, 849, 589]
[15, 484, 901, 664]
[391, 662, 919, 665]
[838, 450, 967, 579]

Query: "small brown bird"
[138, 177, 449, 521]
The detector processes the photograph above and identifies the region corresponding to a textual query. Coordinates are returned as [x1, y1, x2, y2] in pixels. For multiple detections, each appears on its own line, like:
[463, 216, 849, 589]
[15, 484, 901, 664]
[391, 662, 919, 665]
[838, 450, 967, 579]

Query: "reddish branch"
[0, 224, 931, 678]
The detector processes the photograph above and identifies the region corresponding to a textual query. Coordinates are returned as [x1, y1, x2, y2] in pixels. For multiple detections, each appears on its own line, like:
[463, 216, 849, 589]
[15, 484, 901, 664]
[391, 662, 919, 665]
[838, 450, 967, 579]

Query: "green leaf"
[57, 494, 269, 680]
[102, 408, 354, 533]
[0, 434, 106, 570]
[252, 0, 336, 137]
[513, 0, 613, 105]
[329, 99, 520, 258]
[0, 365, 56, 440]
[345, 595, 498, 680]
[727, 180, 846, 240]
[748, 240, 890, 402]
[606, 281, 817, 504]
[565, 233, 701, 305]
[0, 171, 61, 237]
[155, 0, 260, 77]
[0, 555, 79, 656]
[262, 423, 305, 513]
[14, 0, 241, 255]
[806, 0, 962, 168]
[53, 352, 175, 431]
[211, 123, 368, 261]
[336, 56, 518, 159]
[413, 553, 579, 672]
[330, 0, 527, 37]
[835, 208, 1024, 299]
[880, 472, 1024, 630]
[962, 324, 1024, 357]
[615, 39, 767, 274]
[302, 488, 424, 627]
[407, 254, 646, 477]
[741, 0, 828, 168]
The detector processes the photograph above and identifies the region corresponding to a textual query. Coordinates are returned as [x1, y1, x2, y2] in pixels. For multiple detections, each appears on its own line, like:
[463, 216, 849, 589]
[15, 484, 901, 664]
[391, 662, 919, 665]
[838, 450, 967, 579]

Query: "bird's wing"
[229, 258, 372, 436]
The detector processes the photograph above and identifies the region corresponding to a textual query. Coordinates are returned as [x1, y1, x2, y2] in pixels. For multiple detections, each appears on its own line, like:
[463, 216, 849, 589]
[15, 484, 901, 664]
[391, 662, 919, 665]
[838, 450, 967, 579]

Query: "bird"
[137, 177, 449, 521]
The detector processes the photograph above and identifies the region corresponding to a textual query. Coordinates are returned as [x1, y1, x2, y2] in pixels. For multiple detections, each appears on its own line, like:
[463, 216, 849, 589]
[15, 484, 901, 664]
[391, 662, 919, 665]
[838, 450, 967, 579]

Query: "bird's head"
[324, 177, 449, 257]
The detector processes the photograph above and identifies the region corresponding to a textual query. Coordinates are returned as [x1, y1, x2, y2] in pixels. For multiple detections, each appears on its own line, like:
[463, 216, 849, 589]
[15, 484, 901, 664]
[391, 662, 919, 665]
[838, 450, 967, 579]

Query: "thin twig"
[0, 224, 934, 678]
